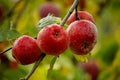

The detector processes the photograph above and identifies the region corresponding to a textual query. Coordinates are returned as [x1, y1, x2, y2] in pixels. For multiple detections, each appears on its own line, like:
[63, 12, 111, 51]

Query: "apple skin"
[12, 35, 41, 65]
[66, 11, 95, 25]
[38, 2, 60, 18]
[67, 20, 97, 55]
[37, 24, 68, 55]
[78, 60, 99, 80]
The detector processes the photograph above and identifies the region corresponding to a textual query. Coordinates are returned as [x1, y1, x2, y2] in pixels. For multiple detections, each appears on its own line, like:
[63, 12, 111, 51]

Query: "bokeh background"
[0, 0, 120, 80]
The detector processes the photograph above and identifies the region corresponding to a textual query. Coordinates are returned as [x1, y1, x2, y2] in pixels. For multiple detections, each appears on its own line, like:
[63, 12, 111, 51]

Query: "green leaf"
[3, 68, 27, 80]
[0, 30, 7, 41]
[7, 30, 21, 41]
[47, 56, 58, 79]
[0, 30, 21, 41]
[37, 14, 61, 29]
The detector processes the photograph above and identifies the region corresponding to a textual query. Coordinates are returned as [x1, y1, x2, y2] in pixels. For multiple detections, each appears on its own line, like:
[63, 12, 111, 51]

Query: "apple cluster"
[12, 11, 97, 65]
[12, 24, 68, 65]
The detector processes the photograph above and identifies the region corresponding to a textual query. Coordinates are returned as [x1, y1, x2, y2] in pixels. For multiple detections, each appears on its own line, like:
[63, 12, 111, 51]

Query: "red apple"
[66, 11, 95, 25]
[78, 60, 99, 80]
[37, 24, 68, 55]
[12, 35, 41, 65]
[67, 20, 97, 55]
[38, 2, 60, 18]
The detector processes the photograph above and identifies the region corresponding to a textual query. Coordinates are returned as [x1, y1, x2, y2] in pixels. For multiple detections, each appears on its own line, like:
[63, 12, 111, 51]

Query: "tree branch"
[60, 0, 79, 26]
[20, 53, 46, 80]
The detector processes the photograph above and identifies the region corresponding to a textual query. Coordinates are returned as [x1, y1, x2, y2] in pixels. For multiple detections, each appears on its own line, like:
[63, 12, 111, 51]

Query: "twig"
[6, 0, 23, 17]
[12, 0, 29, 28]
[2, 0, 23, 21]
[0, 47, 12, 55]
[20, 53, 46, 80]
[1, 0, 23, 28]
[75, 2, 79, 20]
[60, 0, 79, 26]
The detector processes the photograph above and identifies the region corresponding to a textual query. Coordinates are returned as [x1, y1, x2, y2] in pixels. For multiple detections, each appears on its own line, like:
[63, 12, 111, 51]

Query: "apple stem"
[0, 47, 12, 55]
[20, 53, 46, 80]
[75, 2, 79, 20]
[60, 0, 80, 26]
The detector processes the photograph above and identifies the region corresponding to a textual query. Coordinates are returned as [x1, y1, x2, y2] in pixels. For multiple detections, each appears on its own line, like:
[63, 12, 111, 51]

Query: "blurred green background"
[0, 0, 120, 80]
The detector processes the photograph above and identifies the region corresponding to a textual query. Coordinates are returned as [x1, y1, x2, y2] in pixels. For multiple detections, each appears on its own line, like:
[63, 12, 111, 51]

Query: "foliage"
[0, 0, 120, 80]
